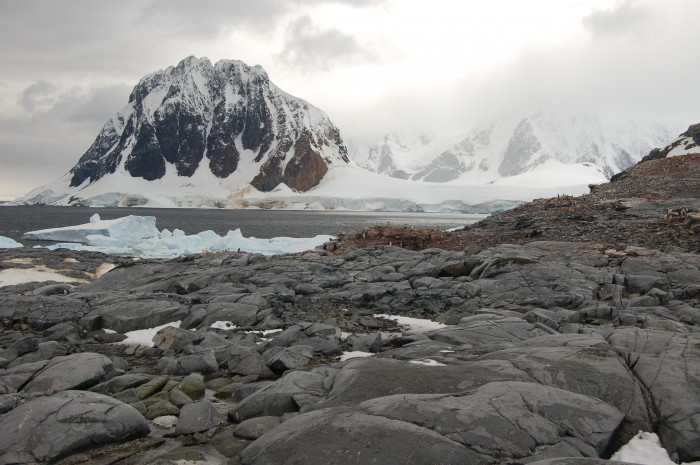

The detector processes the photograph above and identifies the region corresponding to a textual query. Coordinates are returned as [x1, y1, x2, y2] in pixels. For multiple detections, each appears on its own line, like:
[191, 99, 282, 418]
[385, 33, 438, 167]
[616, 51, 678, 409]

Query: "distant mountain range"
[348, 115, 675, 183]
[14, 56, 683, 211]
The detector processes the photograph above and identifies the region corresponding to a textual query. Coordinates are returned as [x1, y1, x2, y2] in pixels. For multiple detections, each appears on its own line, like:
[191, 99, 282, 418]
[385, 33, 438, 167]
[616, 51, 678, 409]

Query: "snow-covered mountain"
[640, 123, 700, 161]
[350, 115, 676, 183]
[17, 56, 349, 206]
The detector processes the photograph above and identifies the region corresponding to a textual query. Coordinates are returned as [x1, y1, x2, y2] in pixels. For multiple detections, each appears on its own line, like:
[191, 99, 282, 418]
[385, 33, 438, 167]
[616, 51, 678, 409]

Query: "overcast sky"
[1, 0, 698, 199]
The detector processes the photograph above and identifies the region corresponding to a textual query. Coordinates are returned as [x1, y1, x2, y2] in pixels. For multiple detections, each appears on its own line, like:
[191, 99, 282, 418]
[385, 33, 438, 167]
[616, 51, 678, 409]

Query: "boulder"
[174, 400, 223, 435]
[265, 345, 313, 372]
[239, 408, 486, 465]
[233, 416, 282, 439]
[21, 352, 114, 394]
[0, 390, 149, 463]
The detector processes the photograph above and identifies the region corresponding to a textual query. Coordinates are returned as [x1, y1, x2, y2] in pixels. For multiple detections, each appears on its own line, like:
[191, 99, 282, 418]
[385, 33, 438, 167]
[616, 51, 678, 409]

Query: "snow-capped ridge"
[350, 114, 677, 184]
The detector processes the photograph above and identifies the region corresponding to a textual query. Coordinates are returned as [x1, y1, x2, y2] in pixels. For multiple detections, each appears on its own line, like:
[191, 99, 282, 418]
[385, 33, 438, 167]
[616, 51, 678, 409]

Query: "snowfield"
[15, 159, 607, 212]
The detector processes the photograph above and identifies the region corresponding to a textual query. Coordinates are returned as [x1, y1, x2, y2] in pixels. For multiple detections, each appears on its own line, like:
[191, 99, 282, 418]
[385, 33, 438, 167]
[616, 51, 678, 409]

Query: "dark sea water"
[0, 206, 485, 246]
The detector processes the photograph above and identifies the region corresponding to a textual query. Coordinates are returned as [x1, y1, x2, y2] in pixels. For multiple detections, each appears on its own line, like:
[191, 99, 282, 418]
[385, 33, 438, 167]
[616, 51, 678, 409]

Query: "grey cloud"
[336, 1, 700, 144]
[275, 15, 379, 71]
[141, 0, 291, 37]
[19, 81, 58, 112]
[0, 83, 132, 196]
[582, 1, 652, 37]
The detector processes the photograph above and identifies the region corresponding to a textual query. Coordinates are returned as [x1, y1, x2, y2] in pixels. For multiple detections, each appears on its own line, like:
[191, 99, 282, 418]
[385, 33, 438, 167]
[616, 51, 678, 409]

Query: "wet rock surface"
[1, 154, 700, 463]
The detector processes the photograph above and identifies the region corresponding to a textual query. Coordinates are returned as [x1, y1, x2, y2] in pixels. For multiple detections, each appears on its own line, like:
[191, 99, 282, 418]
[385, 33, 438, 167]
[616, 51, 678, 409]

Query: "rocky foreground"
[1, 154, 700, 464]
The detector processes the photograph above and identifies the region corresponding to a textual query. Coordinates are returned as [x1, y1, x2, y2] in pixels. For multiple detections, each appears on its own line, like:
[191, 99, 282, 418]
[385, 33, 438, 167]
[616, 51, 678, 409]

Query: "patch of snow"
[210, 321, 238, 330]
[338, 351, 373, 361]
[611, 431, 700, 465]
[117, 321, 182, 347]
[374, 314, 448, 333]
[489, 160, 608, 188]
[245, 329, 283, 336]
[667, 137, 698, 158]
[0, 266, 88, 287]
[0, 236, 23, 248]
[4, 258, 34, 264]
[409, 359, 446, 366]
[103, 329, 117, 334]
[94, 263, 117, 278]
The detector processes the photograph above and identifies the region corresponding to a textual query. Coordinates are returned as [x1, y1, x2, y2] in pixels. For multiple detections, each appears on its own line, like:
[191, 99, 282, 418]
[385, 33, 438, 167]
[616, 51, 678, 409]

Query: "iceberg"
[0, 236, 23, 248]
[24, 215, 333, 258]
[23, 214, 159, 244]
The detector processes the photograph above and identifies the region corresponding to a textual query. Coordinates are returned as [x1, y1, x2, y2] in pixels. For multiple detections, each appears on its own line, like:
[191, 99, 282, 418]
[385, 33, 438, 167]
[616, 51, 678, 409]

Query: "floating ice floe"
[611, 431, 700, 465]
[23, 214, 333, 258]
[0, 236, 23, 248]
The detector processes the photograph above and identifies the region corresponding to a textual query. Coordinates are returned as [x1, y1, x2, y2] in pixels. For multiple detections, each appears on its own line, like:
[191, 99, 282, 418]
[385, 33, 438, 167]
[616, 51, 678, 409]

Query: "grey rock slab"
[7, 340, 67, 368]
[230, 368, 337, 422]
[221, 345, 275, 378]
[1, 336, 39, 363]
[481, 343, 652, 444]
[83, 294, 186, 333]
[157, 350, 218, 376]
[0, 360, 47, 394]
[174, 399, 222, 435]
[607, 327, 700, 462]
[430, 316, 547, 355]
[360, 381, 625, 460]
[239, 408, 488, 465]
[90, 373, 152, 395]
[0, 295, 91, 330]
[265, 345, 313, 372]
[21, 352, 114, 394]
[152, 326, 204, 354]
[0, 390, 149, 463]
[348, 332, 383, 352]
[321, 357, 532, 409]
[233, 415, 282, 439]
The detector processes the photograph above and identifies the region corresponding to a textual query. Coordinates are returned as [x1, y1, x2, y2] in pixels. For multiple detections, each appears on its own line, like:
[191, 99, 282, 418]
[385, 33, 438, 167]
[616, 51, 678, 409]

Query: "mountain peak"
[21, 57, 349, 206]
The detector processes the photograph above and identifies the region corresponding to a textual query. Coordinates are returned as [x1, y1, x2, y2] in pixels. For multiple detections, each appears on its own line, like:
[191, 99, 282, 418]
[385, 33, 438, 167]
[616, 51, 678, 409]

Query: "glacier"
[23, 215, 333, 258]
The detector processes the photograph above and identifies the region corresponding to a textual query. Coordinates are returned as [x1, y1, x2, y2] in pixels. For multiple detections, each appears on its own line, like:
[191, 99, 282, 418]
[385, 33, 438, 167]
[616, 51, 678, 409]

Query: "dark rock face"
[412, 150, 465, 182]
[67, 56, 348, 192]
[499, 118, 545, 176]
